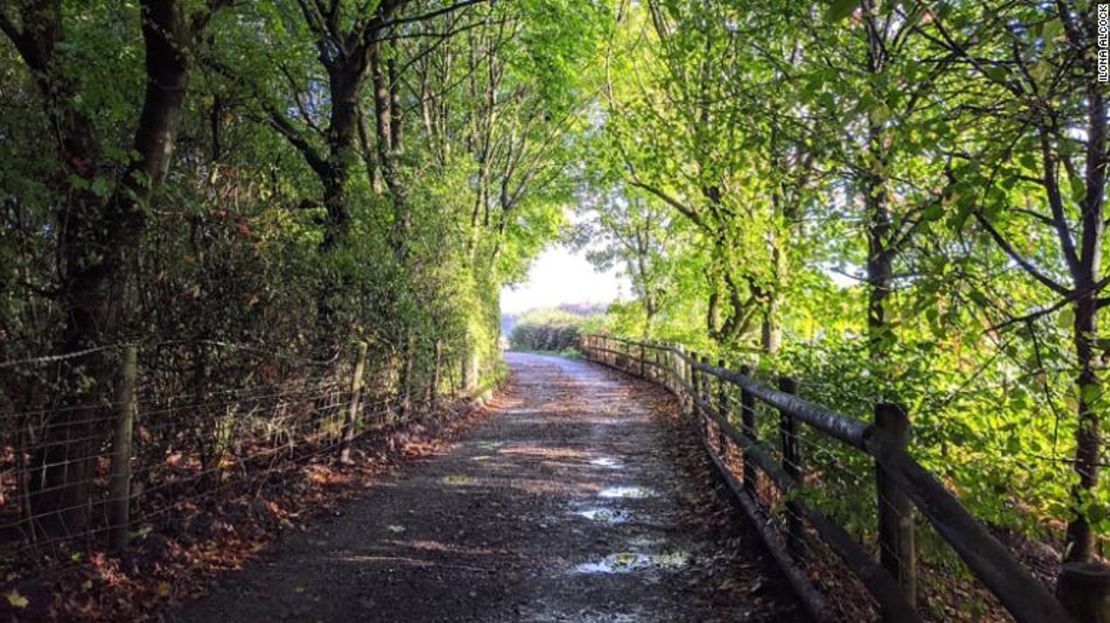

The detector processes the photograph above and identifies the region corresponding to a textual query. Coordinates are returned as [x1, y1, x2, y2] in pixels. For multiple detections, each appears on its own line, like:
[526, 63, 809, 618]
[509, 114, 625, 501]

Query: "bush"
[508, 307, 599, 352]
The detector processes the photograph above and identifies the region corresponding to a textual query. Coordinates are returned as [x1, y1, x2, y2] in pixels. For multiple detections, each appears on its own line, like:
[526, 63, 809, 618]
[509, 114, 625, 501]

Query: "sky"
[500, 246, 627, 314]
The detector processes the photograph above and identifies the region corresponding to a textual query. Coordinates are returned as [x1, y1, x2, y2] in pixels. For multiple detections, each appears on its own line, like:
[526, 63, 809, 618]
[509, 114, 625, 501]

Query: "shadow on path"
[171, 352, 797, 622]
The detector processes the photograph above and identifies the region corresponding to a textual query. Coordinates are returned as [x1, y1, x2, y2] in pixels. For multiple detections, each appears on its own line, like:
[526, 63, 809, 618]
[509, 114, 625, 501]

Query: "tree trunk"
[26, 0, 195, 536]
[1063, 41, 1107, 563]
[866, 187, 893, 373]
[1067, 292, 1101, 562]
[762, 292, 781, 354]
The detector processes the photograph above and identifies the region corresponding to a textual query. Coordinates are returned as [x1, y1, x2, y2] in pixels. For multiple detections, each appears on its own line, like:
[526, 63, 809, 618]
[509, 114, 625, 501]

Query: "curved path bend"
[172, 353, 795, 622]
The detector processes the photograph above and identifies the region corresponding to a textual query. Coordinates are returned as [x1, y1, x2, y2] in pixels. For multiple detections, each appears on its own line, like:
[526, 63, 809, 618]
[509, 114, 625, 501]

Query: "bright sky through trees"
[500, 246, 628, 314]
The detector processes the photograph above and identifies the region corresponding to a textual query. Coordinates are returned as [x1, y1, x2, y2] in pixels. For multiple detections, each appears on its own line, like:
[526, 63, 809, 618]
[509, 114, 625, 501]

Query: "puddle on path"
[571, 508, 632, 524]
[442, 474, 476, 485]
[626, 535, 665, 548]
[515, 605, 646, 623]
[589, 457, 622, 469]
[598, 486, 656, 499]
[574, 551, 690, 575]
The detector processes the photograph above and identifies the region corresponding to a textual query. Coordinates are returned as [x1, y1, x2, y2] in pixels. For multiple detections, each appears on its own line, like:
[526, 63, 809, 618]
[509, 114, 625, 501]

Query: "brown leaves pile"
[0, 396, 495, 622]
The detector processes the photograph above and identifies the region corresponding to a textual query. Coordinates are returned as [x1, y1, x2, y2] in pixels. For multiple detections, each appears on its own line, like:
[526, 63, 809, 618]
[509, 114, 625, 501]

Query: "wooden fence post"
[339, 341, 369, 464]
[778, 375, 804, 560]
[651, 341, 659, 383]
[108, 344, 137, 551]
[663, 343, 670, 390]
[700, 355, 711, 440]
[740, 365, 757, 496]
[717, 358, 729, 459]
[667, 343, 675, 391]
[689, 351, 698, 418]
[674, 344, 683, 397]
[431, 339, 442, 409]
[875, 402, 917, 613]
[639, 341, 646, 378]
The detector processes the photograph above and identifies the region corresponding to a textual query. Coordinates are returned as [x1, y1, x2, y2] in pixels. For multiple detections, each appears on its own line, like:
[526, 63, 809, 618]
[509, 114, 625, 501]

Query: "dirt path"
[170, 353, 797, 622]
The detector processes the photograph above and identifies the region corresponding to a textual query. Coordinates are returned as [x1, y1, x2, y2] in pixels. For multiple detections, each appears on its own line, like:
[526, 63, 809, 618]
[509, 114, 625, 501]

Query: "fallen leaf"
[4, 590, 28, 608]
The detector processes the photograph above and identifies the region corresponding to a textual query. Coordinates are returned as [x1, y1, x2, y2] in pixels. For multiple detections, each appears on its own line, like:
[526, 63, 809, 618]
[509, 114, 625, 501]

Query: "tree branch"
[974, 211, 1070, 296]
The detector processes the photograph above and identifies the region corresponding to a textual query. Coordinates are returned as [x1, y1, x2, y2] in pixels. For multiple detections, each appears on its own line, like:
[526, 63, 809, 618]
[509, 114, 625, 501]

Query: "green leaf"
[823, 0, 859, 23]
[1058, 307, 1075, 330]
[1081, 383, 1102, 405]
[984, 65, 1008, 82]
[91, 176, 111, 199]
[1042, 19, 1064, 42]
[922, 203, 944, 222]
[1070, 176, 1086, 203]
[1029, 60, 1053, 83]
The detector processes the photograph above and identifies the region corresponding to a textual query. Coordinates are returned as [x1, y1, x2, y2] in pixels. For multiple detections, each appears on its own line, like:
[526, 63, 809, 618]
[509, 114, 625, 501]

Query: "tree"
[1, 0, 231, 534]
[923, 0, 1108, 563]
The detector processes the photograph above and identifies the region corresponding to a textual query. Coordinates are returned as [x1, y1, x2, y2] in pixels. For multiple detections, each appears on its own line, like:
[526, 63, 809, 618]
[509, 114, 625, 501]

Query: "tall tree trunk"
[1064, 58, 1108, 562]
[1067, 291, 1101, 561]
[863, 15, 892, 377]
[761, 293, 781, 354]
[865, 182, 892, 371]
[24, 0, 197, 535]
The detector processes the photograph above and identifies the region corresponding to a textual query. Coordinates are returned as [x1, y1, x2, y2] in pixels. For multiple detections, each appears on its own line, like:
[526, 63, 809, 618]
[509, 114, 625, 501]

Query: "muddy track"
[169, 353, 798, 622]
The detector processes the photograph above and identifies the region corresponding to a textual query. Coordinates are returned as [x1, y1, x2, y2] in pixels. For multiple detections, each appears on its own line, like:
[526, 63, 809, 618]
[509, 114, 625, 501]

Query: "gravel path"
[170, 352, 796, 622]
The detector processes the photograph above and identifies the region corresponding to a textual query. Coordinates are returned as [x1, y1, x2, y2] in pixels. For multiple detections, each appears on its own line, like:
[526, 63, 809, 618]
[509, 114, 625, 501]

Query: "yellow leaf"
[156, 582, 172, 597]
[5, 590, 28, 608]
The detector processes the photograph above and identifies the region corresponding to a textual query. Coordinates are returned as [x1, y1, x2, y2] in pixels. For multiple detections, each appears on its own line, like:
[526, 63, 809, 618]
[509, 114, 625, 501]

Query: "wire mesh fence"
[0, 338, 469, 590]
[581, 334, 1077, 623]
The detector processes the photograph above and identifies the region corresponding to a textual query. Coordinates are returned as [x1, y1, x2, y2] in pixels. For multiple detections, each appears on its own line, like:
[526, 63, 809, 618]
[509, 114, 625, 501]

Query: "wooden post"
[676, 344, 686, 398]
[108, 344, 137, 551]
[700, 355, 711, 439]
[1057, 562, 1110, 623]
[740, 365, 757, 496]
[663, 343, 670, 390]
[339, 341, 369, 464]
[689, 351, 698, 418]
[778, 375, 804, 560]
[639, 341, 646, 378]
[875, 402, 917, 613]
[651, 341, 659, 383]
[431, 339, 442, 409]
[717, 358, 729, 459]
